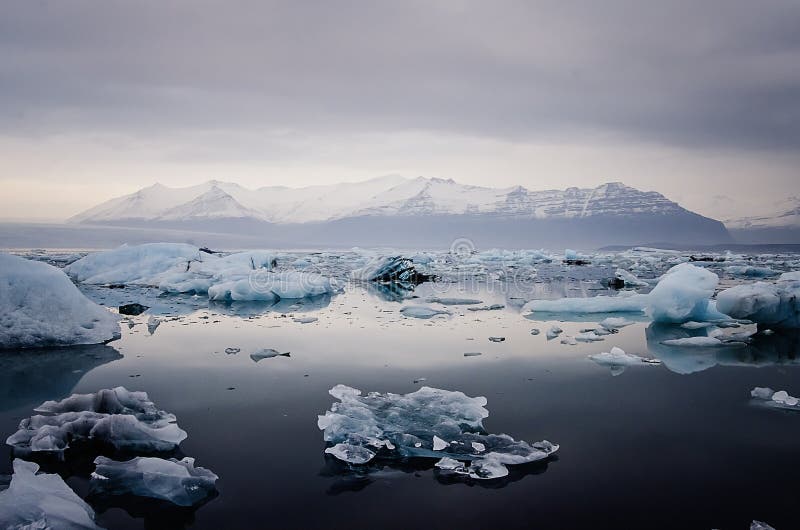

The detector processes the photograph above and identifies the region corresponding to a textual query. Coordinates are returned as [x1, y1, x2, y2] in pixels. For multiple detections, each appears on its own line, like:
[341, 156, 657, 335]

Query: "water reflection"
[319, 453, 556, 494]
[0, 344, 122, 413]
[645, 324, 800, 374]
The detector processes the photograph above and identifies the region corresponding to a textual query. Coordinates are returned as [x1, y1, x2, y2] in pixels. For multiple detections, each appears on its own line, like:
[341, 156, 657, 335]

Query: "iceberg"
[522, 292, 648, 315]
[90, 456, 218, 507]
[317, 385, 558, 480]
[0, 253, 120, 349]
[351, 256, 433, 284]
[207, 271, 339, 302]
[7, 387, 186, 455]
[614, 268, 649, 287]
[64, 243, 203, 285]
[717, 280, 800, 329]
[645, 263, 720, 324]
[0, 459, 101, 529]
[588, 347, 661, 376]
[725, 265, 779, 278]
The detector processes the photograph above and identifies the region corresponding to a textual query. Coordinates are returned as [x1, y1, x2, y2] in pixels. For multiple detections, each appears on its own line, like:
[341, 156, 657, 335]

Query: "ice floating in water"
[725, 265, 779, 278]
[90, 456, 218, 507]
[0, 252, 121, 349]
[468, 304, 505, 312]
[717, 279, 800, 329]
[146, 315, 161, 335]
[6, 387, 186, 454]
[64, 243, 204, 285]
[488, 336, 505, 343]
[575, 331, 604, 343]
[645, 263, 721, 324]
[598, 317, 633, 329]
[400, 306, 451, 319]
[250, 348, 290, 362]
[293, 316, 318, 324]
[0, 459, 100, 529]
[750, 387, 800, 410]
[560, 336, 577, 345]
[614, 268, 649, 287]
[208, 271, 339, 302]
[546, 326, 563, 340]
[351, 256, 433, 284]
[530, 328, 540, 336]
[426, 297, 482, 305]
[751, 521, 776, 530]
[523, 292, 647, 315]
[317, 385, 558, 479]
[661, 336, 744, 348]
[588, 347, 661, 376]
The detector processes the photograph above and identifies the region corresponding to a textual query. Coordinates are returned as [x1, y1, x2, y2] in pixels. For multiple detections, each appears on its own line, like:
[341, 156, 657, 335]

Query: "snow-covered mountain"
[724, 197, 800, 244]
[70, 177, 694, 224]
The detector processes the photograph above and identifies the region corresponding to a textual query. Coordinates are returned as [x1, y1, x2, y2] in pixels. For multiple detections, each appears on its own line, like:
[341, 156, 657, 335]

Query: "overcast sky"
[1, 0, 799, 221]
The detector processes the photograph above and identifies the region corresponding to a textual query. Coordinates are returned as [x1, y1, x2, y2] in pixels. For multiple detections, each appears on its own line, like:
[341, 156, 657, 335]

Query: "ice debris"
[6, 387, 186, 454]
[546, 326, 563, 340]
[400, 306, 451, 319]
[317, 385, 558, 479]
[751, 387, 800, 410]
[0, 252, 121, 349]
[250, 348, 291, 362]
[90, 456, 218, 507]
[588, 347, 661, 376]
[0, 459, 100, 529]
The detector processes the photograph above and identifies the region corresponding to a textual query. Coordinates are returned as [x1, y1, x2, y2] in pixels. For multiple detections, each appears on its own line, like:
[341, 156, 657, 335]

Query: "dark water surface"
[2, 283, 799, 529]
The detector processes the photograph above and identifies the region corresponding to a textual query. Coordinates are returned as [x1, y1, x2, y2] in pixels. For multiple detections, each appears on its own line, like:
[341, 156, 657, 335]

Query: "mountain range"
[70, 176, 736, 248]
[724, 197, 800, 244]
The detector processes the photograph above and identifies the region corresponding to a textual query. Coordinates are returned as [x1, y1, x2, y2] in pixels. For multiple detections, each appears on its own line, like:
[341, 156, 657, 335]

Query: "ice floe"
[250, 348, 290, 362]
[7, 387, 186, 455]
[317, 385, 558, 479]
[90, 456, 218, 507]
[588, 347, 661, 376]
[400, 306, 451, 319]
[750, 387, 800, 410]
[0, 252, 120, 349]
[0, 459, 101, 529]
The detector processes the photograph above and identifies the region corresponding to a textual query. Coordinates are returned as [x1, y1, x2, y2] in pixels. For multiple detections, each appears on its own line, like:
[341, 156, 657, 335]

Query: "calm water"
[2, 281, 800, 529]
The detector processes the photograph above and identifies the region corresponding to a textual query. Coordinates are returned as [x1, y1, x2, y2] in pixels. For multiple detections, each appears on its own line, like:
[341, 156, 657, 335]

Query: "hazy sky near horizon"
[1, 0, 799, 221]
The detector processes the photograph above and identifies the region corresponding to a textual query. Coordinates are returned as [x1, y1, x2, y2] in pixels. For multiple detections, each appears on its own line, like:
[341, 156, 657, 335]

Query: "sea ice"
[717, 280, 800, 329]
[588, 347, 661, 376]
[0, 459, 100, 529]
[0, 253, 121, 349]
[317, 385, 558, 479]
[90, 456, 218, 507]
[7, 387, 186, 454]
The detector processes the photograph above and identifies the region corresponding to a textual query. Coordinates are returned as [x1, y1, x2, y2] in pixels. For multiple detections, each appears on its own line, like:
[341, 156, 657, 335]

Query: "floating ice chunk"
[250, 349, 290, 362]
[488, 336, 505, 343]
[546, 326, 563, 340]
[560, 336, 577, 345]
[0, 253, 121, 349]
[7, 387, 186, 454]
[317, 385, 557, 480]
[432, 436, 448, 451]
[599, 317, 634, 329]
[64, 243, 203, 285]
[779, 271, 800, 282]
[400, 306, 451, 319]
[208, 271, 339, 302]
[90, 456, 218, 507]
[646, 263, 720, 324]
[681, 321, 713, 330]
[589, 347, 661, 376]
[351, 256, 433, 284]
[426, 297, 482, 305]
[750, 387, 800, 410]
[751, 521, 776, 530]
[468, 304, 505, 312]
[575, 331, 604, 342]
[146, 315, 161, 335]
[293, 316, 318, 324]
[725, 265, 779, 278]
[0, 459, 100, 529]
[614, 268, 649, 287]
[435, 457, 465, 471]
[463, 352, 482, 357]
[530, 328, 540, 335]
[717, 281, 800, 328]
[523, 292, 648, 315]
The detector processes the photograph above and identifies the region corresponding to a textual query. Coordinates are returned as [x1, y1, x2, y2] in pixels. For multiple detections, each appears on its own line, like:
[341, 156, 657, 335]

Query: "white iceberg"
[7, 387, 186, 454]
[599, 317, 634, 329]
[208, 271, 339, 302]
[0, 459, 101, 529]
[725, 265, 779, 278]
[64, 243, 204, 285]
[645, 263, 721, 324]
[614, 268, 649, 287]
[522, 292, 648, 315]
[588, 346, 661, 376]
[717, 280, 800, 329]
[317, 385, 558, 479]
[90, 456, 218, 507]
[0, 253, 120, 349]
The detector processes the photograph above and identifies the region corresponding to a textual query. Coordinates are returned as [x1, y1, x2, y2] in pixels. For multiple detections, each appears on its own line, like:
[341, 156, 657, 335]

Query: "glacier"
[0, 459, 101, 529]
[317, 384, 558, 480]
[90, 456, 218, 507]
[0, 252, 120, 349]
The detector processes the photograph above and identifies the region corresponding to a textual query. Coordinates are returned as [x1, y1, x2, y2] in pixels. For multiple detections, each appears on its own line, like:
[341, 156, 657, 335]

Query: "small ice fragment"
[599, 317, 633, 329]
[488, 336, 505, 342]
[472, 441, 486, 452]
[661, 336, 744, 347]
[147, 315, 161, 334]
[432, 436, 448, 451]
[750, 386, 800, 410]
[681, 321, 713, 330]
[463, 352, 482, 357]
[530, 328, 540, 336]
[546, 326, 563, 340]
[413, 378, 427, 384]
[435, 457, 465, 471]
[751, 521, 776, 530]
[325, 443, 375, 464]
[225, 347, 240, 354]
[250, 348, 291, 362]
[560, 336, 577, 345]
[293, 316, 318, 324]
[400, 306, 451, 319]
[575, 331, 604, 342]
[427, 297, 482, 305]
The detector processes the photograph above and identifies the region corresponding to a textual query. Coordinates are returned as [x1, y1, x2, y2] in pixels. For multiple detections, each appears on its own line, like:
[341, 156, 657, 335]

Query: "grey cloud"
[1, 0, 799, 149]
